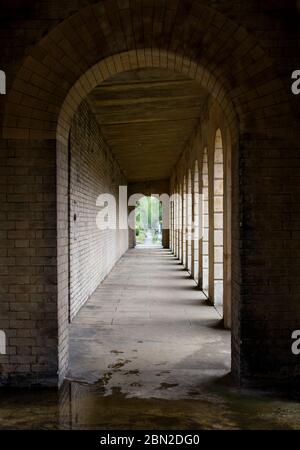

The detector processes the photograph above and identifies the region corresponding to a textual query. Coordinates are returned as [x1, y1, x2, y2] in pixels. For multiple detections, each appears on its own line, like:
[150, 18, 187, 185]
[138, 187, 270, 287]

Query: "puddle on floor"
[0, 377, 300, 430]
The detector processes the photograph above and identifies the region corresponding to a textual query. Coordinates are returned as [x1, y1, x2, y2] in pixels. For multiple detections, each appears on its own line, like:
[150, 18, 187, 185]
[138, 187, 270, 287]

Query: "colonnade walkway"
[68, 248, 231, 399]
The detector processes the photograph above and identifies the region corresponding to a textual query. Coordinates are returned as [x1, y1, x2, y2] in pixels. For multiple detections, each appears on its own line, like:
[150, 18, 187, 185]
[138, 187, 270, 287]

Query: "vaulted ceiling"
[87, 69, 208, 182]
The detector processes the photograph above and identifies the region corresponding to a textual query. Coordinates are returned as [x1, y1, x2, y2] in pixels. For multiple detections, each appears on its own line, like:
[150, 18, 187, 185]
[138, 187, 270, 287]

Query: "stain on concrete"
[98, 372, 113, 386]
[158, 383, 179, 390]
[108, 359, 131, 370]
[124, 370, 140, 376]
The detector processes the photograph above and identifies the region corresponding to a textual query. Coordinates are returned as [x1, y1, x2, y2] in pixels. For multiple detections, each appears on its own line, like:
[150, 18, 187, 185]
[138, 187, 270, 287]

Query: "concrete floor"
[68, 248, 230, 399]
[1, 249, 300, 429]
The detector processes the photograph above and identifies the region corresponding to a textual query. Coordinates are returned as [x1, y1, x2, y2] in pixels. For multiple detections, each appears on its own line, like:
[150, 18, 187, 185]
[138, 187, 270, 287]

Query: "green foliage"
[135, 196, 163, 245]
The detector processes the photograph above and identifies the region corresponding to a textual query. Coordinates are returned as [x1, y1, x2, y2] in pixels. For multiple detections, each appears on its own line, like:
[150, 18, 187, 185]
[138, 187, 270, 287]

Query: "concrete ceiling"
[87, 69, 208, 182]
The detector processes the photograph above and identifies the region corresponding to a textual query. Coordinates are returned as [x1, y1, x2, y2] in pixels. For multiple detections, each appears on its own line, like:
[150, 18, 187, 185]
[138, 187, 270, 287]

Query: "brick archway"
[1, 0, 298, 387]
[54, 49, 241, 383]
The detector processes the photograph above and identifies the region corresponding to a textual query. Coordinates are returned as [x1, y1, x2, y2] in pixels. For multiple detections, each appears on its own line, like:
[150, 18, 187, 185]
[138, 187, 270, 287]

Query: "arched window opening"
[202, 148, 209, 296]
[187, 170, 192, 272]
[214, 130, 224, 310]
[193, 161, 200, 284]
[178, 184, 183, 261]
[172, 188, 175, 255]
[176, 186, 180, 259]
[170, 190, 174, 252]
[182, 176, 187, 266]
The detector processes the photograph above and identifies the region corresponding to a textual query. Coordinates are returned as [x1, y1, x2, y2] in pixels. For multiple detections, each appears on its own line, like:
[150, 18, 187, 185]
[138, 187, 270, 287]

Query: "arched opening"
[213, 130, 224, 313]
[193, 161, 200, 284]
[135, 196, 163, 248]
[170, 191, 174, 252]
[187, 170, 192, 273]
[174, 186, 179, 258]
[182, 175, 187, 267]
[223, 130, 232, 329]
[44, 52, 238, 385]
[2, 51, 238, 389]
[202, 148, 209, 297]
[178, 184, 183, 262]
[174, 186, 180, 259]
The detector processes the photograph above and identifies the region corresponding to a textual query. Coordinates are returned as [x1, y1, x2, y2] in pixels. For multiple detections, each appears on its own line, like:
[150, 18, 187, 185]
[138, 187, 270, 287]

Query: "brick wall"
[69, 101, 128, 320]
[0, 103, 128, 386]
[0, 137, 58, 386]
